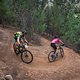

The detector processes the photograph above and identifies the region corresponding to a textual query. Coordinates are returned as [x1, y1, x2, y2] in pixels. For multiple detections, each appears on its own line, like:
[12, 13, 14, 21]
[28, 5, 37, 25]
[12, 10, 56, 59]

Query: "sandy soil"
[0, 27, 80, 80]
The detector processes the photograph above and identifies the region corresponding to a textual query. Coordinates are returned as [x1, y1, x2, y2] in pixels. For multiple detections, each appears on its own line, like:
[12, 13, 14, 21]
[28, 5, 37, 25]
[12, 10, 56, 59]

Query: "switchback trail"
[0, 27, 80, 80]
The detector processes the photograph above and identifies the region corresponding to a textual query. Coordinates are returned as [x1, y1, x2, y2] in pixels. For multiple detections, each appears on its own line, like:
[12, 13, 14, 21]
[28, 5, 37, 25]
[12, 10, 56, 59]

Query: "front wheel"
[60, 47, 64, 57]
[21, 50, 33, 64]
[48, 51, 57, 62]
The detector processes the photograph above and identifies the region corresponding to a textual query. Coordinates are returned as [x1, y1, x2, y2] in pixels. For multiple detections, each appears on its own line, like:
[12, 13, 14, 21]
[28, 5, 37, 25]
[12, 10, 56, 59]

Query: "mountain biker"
[51, 35, 64, 57]
[14, 31, 28, 44]
[13, 31, 28, 55]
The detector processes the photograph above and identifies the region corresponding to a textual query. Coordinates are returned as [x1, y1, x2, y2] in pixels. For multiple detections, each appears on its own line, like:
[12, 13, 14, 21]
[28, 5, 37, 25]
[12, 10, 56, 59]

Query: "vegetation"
[0, 0, 80, 52]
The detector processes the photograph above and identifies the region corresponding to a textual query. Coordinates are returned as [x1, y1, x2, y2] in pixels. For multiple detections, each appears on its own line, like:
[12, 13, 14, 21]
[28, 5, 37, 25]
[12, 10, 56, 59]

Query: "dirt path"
[0, 27, 80, 80]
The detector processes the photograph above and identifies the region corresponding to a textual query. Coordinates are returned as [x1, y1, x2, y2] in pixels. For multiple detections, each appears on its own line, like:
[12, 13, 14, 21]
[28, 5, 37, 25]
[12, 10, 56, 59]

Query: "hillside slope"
[0, 27, 80, 80]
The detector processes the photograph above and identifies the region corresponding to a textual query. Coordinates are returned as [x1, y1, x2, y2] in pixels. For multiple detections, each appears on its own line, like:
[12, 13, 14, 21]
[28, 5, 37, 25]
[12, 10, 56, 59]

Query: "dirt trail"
[0, 27, 80, 80]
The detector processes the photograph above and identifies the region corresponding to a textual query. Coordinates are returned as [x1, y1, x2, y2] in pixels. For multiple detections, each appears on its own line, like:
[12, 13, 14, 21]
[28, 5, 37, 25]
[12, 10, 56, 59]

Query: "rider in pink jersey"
[51, 35, 64, 54]
[51, 38, 60, 44]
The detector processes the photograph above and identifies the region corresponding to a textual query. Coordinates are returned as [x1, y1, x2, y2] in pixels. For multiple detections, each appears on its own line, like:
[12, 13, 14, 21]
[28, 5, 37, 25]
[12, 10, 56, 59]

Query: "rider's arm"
[23, 36, 28, 43]
[59, 39, 64, 44]
[17, 37, 20, 44]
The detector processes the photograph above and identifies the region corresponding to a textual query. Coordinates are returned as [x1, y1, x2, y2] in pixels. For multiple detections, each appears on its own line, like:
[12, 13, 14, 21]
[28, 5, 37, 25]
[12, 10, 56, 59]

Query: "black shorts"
[51, 43, 57, 49]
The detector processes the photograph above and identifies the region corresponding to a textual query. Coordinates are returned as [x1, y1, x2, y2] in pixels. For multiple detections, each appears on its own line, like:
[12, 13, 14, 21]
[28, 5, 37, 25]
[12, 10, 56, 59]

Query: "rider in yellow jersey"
[14, 31, 28, 44]
[13, 31, 28, 55]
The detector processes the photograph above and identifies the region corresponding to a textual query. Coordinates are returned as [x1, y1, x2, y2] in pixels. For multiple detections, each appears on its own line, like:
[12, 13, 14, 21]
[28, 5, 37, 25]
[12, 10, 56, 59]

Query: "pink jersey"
[51, 38, 60, 44]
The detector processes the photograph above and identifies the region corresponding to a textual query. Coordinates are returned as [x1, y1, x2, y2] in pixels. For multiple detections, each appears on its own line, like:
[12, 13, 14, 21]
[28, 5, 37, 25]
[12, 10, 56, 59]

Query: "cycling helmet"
[22, 31, 27, 34]
[53, 35, 58, 38]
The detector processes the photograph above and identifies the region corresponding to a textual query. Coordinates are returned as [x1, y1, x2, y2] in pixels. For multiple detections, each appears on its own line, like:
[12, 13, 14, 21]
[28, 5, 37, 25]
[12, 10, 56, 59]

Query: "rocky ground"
[0, 27, 80, 80]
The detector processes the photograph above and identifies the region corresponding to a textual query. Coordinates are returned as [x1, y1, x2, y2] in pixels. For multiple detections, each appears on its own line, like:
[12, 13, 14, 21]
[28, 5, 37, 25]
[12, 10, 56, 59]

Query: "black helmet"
[53, 35, 58, 39]
[22, 31, 27, 34]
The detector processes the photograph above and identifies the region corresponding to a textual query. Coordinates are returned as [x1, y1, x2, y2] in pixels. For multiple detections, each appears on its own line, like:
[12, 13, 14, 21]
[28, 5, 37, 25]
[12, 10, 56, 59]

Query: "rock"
[4, 75, 13, 80]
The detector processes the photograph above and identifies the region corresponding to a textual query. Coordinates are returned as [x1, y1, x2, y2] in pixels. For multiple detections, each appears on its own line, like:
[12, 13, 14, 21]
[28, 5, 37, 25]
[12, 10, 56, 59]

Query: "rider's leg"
[51, 43, 57, 52]
[51, 43, 57, 57]
[13, 43, 16, 51]
[13, 37, 20, 55]
[13, 38, 17, 51]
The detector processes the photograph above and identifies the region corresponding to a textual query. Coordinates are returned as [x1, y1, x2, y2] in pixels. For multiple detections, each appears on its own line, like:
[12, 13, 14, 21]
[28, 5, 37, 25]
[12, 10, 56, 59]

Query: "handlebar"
[56, 44, 64, 47]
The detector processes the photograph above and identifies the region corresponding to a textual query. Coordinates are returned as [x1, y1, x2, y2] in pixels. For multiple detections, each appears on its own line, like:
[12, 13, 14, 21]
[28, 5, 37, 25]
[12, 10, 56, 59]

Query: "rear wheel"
[21, 50, 33, 64]
[13, 43, 20, 55]
[48, 51, 57, 62]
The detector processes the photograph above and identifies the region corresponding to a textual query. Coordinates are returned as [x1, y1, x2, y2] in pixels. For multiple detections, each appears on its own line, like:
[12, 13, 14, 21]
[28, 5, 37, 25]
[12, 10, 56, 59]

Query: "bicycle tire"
[13, 43, 20, 55]
[48, 51, 57, 62]
[60, 47, 64, 57]
[21, 50, 33, 64]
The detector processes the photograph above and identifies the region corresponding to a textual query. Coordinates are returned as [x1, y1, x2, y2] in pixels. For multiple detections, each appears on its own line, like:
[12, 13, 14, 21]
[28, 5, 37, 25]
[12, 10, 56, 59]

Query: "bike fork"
[54, 52, 58, 58]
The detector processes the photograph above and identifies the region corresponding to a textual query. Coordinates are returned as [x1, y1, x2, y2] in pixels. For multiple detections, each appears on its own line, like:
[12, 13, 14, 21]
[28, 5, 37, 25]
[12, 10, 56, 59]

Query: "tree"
[0, 0, 6, 27]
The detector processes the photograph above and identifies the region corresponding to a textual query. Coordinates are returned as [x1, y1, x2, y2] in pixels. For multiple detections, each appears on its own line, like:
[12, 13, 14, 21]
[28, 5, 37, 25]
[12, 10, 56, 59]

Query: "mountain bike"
[13, 43, 33, 64]
[48, 44, 64, 62]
